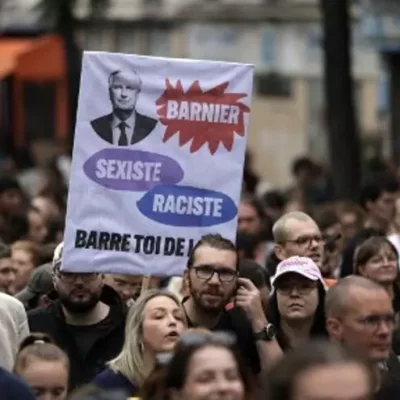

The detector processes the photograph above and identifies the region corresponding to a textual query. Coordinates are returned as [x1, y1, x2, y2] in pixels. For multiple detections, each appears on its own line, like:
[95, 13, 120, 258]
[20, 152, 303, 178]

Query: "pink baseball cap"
[272, 256, 323, 287]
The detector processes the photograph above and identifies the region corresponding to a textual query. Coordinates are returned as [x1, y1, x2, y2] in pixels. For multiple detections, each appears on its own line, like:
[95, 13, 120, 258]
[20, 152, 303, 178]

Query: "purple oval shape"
[83, 149, 184, 191]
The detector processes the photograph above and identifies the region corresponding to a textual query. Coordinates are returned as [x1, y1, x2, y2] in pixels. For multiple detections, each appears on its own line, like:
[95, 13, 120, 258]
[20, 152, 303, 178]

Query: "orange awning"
[0, 39, 35, 78]
[0, 35, 68, 147]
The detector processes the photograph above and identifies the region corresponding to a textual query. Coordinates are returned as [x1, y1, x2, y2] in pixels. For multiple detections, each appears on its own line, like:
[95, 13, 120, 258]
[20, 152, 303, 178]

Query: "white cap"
[272, 256, 323, 287]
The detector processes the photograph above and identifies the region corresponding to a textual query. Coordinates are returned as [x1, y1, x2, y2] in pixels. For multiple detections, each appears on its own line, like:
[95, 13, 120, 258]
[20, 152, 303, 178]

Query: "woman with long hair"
[267, 256, 327, 351]
[92, 289, 186, 397]
[143, 329, 256, 400]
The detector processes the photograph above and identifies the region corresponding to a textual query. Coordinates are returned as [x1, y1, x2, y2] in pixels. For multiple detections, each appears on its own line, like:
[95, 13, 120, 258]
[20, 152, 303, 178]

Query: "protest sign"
[62, 52, 254, 276]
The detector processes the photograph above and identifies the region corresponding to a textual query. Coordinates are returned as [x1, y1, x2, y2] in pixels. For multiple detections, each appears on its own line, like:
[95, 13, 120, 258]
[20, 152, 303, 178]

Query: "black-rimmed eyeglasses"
[191, 264, 238, 282]
[284, 235, 325, 248]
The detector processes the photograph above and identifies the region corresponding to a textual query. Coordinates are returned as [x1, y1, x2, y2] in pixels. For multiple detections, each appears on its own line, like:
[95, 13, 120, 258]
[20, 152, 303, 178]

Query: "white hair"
[108, 70, 142, 90]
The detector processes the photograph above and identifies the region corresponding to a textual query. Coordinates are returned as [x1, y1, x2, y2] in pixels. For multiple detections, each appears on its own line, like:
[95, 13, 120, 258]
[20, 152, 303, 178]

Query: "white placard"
[62, 52, 254, 276]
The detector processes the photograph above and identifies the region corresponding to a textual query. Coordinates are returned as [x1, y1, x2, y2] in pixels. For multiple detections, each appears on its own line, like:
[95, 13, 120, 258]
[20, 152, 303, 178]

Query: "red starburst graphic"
[156, 80, 250, 155]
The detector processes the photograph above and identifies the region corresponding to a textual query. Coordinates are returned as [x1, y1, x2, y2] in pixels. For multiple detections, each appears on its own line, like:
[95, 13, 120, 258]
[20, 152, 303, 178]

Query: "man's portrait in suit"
[90, 69, 158, 146]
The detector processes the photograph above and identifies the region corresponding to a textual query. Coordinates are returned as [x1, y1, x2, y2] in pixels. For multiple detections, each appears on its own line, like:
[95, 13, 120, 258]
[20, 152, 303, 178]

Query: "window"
[254, 72, 292, 97]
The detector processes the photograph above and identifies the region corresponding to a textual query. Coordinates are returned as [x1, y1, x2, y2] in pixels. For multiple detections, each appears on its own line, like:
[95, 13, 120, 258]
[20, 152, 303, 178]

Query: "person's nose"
[6, 273, 14, 284]
[376, 320, 393, 336]
[73, 276, 86, 286]
[238, 219, 247, 232]
[208, 271, 221, 285]
[41, 392, 53, 400]
[382, 257, 395, 268]
[119, 285, 130, 298]
[289, 286, 300, 297]
[214, 376, 231, 394]
[309, 237, 320, 250]
[167, 313, 178, 326]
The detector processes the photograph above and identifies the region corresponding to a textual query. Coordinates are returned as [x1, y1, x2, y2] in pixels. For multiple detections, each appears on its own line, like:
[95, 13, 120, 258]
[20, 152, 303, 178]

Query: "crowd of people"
[1, 148, 400, 399]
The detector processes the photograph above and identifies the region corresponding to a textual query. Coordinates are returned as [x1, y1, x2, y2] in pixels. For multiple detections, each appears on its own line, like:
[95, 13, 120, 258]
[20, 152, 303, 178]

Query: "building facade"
[360, 0, 400, 164]
[1, 0, 382, 186]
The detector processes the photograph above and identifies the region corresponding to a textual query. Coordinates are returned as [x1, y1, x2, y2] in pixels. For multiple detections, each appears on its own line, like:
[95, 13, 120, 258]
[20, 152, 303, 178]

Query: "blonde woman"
[92, 289, 186, 397]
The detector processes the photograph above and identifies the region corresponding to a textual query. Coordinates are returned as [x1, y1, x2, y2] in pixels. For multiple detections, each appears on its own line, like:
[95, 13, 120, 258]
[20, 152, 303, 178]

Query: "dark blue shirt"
[0, 367, 35, 399]
[93, 369, 138, 397]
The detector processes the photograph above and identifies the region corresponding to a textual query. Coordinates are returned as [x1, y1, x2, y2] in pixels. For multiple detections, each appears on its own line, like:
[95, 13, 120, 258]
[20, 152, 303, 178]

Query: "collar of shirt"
[111, 113, 136, 145]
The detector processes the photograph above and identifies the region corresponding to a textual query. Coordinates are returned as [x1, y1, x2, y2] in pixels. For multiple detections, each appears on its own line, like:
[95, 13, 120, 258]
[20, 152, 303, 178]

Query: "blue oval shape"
[137, 184, 237, 227]
[83, 149, 184, 191]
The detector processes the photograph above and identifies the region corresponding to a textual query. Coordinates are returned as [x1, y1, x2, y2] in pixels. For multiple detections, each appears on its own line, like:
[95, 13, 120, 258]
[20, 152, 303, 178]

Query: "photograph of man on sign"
[91, 69, 158, 146]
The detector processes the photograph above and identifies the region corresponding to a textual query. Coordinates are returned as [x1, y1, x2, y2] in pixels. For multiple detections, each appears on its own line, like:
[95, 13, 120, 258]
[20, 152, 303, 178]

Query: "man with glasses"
[272, 211, 328, 283]
[27, 242, 127, 391]
[326, 276, 400, 398]
[182, 234, 282, 375]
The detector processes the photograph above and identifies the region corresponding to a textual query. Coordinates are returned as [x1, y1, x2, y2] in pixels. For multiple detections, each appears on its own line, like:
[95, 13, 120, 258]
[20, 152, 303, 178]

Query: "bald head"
[325, 276, 394, 364]
[325, 276, 389, 318]
[272, 211, 316, 243]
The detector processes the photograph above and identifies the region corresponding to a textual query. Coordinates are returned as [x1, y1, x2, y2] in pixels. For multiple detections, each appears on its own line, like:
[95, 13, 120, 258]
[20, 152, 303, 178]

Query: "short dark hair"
[0, 242, 10, 260]
[1, 212, 29, 244]
[238, 259, 266, 289]
[291, 157, 316, 177]
[265, 251, 280, 277]
[240, 194, 273, 241]
[236, 231, 258, 259]
[0, 176, 21, 195]
[261, 190, 286, 210]
[266, 340, 374, 400]
[240, 193, 266, 221]
[187, 234, 238, 269]
[313, 207, 340, 231]
[359, 174, 399, 209]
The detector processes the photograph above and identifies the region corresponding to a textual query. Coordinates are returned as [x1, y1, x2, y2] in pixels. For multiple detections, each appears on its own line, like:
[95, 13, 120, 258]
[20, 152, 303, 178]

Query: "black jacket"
[0, 367, 35, 399]
[90, 112, 157, 146]
[28, 285, 127, 391]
